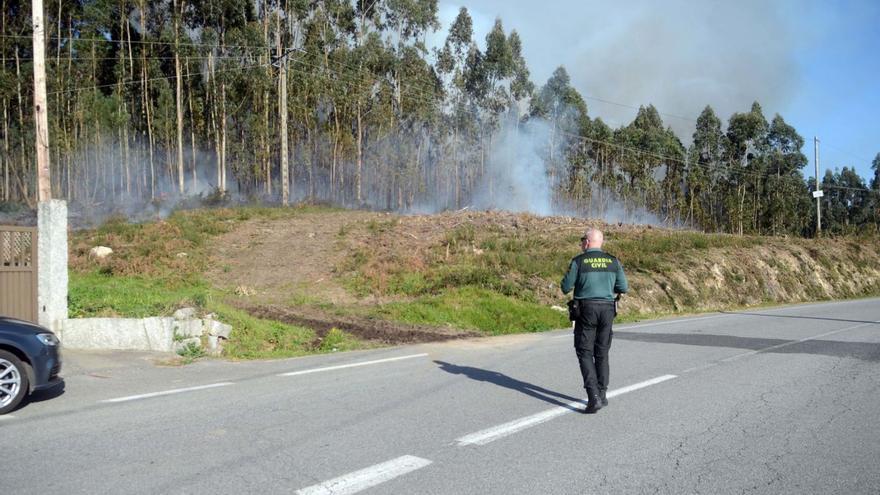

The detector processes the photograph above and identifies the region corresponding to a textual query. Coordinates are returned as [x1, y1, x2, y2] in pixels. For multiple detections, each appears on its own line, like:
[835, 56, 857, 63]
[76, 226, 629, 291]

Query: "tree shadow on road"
[720, 311, 880, 325]
[615, 332, 880, 362]
[434, 360, 583, 411]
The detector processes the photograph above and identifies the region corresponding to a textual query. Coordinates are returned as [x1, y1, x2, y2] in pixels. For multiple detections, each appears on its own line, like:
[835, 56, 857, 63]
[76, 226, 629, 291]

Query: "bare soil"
[204, 209, 606, 344]
[206, 210, 379, 305]
[241, 303, 479, 345]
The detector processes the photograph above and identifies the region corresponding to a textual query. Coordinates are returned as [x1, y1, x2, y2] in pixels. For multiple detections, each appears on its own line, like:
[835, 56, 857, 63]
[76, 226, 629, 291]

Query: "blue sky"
[433, 0, 879, 184]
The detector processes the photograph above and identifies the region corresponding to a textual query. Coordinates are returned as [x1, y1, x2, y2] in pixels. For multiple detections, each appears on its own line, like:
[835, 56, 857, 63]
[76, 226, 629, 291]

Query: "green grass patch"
[373, 287, 569, 335]
[208, 302, 317, 359]
[316, 327, 364, 353]
[208, 302, 368, 359]
[69, 271, 209, 318]
[176, 342, 207, 363]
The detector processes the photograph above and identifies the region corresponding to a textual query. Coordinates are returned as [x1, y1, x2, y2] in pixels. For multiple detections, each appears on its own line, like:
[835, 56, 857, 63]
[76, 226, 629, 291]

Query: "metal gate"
[0, 226, 38, 323]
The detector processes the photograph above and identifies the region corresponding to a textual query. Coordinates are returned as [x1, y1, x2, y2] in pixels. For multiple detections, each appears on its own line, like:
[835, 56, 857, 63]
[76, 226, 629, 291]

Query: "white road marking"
[295, 455, 432, 495]
[279, 353, 428, 377]
[100, 382, 235, 403]
[456, 374, 677, 446]
[0, 415, 14, 420]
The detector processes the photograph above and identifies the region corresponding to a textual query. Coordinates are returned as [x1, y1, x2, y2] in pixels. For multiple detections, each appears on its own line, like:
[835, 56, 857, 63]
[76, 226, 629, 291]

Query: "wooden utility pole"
[32, 0, 51, 201]
[814, 136, 821, 236]
[276, 14, 289, 205]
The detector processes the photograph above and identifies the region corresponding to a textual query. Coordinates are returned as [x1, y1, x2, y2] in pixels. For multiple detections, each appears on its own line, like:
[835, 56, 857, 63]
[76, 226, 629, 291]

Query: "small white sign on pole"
[812, 190, 824, 198]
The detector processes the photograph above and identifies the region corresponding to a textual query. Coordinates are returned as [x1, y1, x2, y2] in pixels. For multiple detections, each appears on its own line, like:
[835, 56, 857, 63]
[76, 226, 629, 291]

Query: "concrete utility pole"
[32, 0, 51, 201]
[814, 136, 821, 236]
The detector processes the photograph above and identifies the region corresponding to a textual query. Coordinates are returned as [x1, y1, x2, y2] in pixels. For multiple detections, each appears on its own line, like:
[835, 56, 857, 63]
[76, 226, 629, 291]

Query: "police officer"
[561, 228, 628, 414]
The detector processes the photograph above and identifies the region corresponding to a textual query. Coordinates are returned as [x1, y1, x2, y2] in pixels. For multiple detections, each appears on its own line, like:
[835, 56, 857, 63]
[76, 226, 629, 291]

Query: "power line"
[822, 142, 875, 165]
[820, 184, 876, 193]
[581, 94, 698, 123]
[47, 60, 272, 96]
[2, 55, 260, 63]
[0, 33, 273, 52]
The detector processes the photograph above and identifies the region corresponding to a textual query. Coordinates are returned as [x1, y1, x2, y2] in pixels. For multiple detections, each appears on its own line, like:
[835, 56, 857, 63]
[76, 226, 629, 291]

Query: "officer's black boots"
[585, 391, 604, 414]
[599, 390, 608, 407]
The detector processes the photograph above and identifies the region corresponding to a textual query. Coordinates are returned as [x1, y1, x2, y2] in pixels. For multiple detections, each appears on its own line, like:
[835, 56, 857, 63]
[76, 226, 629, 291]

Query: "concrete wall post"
[37, 199, 68, 331]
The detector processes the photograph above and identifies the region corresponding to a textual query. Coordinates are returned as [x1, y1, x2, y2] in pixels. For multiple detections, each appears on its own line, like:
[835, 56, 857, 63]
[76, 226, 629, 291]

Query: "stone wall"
[57, 308, 231, 354]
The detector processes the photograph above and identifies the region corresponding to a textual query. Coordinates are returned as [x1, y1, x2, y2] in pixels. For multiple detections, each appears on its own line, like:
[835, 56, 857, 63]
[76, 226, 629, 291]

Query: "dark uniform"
[561, 247, 628, 410]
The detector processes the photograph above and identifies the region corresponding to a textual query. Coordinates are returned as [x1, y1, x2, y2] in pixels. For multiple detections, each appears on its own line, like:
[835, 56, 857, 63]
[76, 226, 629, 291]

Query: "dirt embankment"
[205, 210, 880, 343]
[624, 241, 880, 316]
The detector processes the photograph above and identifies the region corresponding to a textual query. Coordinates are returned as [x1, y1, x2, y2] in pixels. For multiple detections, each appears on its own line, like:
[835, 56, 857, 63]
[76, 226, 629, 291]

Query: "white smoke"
[471, 121, 555, 216]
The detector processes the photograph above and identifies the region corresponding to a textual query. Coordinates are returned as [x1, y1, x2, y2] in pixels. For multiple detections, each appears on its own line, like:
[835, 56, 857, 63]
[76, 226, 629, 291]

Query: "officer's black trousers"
[573, 301, 615, 396]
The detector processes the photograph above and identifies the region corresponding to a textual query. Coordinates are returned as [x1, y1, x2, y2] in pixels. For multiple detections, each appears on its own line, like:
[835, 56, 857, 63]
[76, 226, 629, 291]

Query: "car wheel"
[0, 350, 29, 415]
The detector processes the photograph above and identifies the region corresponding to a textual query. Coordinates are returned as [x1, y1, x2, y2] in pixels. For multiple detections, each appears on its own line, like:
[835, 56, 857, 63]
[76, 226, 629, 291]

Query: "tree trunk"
[186, 57, 197, 189]
[138, 3, 155, 199]
[15, 46, 32, 204]
[220, 80, 227, 193]
[2, 101, 8, 202]
[174, 0, 185, 194]
[356, 101, 363, 204]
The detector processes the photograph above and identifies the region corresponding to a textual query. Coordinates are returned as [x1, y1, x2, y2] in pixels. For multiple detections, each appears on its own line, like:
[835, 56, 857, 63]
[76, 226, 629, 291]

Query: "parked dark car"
[0, 316, 62, 414]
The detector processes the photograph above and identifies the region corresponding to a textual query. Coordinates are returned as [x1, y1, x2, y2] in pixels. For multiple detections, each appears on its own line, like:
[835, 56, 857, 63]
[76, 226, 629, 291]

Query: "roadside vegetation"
[68, 206, 880, 360]
[68, 205, 361, 360]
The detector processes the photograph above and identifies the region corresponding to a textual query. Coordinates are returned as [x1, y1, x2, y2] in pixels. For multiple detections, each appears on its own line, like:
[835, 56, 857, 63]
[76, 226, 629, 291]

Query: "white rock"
[173, 319, 205, 339]
[173, 307, 198, 320]
[89, 246, 113, 259]
[206, 335, 223, 356]
[207, 320, 233, 339]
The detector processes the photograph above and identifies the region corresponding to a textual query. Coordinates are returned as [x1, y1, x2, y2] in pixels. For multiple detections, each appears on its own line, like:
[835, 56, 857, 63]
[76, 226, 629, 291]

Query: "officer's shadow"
[434, 360, 583, 412]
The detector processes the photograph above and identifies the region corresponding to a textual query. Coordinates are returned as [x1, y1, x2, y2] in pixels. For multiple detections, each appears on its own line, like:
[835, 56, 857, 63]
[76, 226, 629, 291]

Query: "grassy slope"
[68, 206, 362, 359]
[69, 207, 880, 359]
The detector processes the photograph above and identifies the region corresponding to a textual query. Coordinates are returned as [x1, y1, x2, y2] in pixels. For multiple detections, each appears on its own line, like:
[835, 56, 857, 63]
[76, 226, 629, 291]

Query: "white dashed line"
[279, 353, 428, 377]
[295, 455, 432, 495]
[0, 415, 14, 420]
[456, 374, 677, 446]
[100, 382, 235, 403]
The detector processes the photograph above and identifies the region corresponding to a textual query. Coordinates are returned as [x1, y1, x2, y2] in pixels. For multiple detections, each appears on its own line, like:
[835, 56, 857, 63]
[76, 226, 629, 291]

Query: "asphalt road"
[3, 298, 879, 494]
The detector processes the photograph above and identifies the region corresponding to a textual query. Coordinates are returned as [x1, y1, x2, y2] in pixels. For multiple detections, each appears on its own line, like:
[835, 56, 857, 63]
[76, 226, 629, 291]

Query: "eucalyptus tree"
[376, 0, 439, 209]
[528, 66, 589, 209]
[586, 116, 617, 216]
[870, 153, 880, 232]
[687, 105, 723, 229]
[435, 6, 477, 208]
[821, 167, 870, 234]
[478, 21, 533, 203]
[724, 101, 769, 234]
[612, 104, 671, 218]
[764, 114, 807, 234]
[187, 0, 255, 195]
